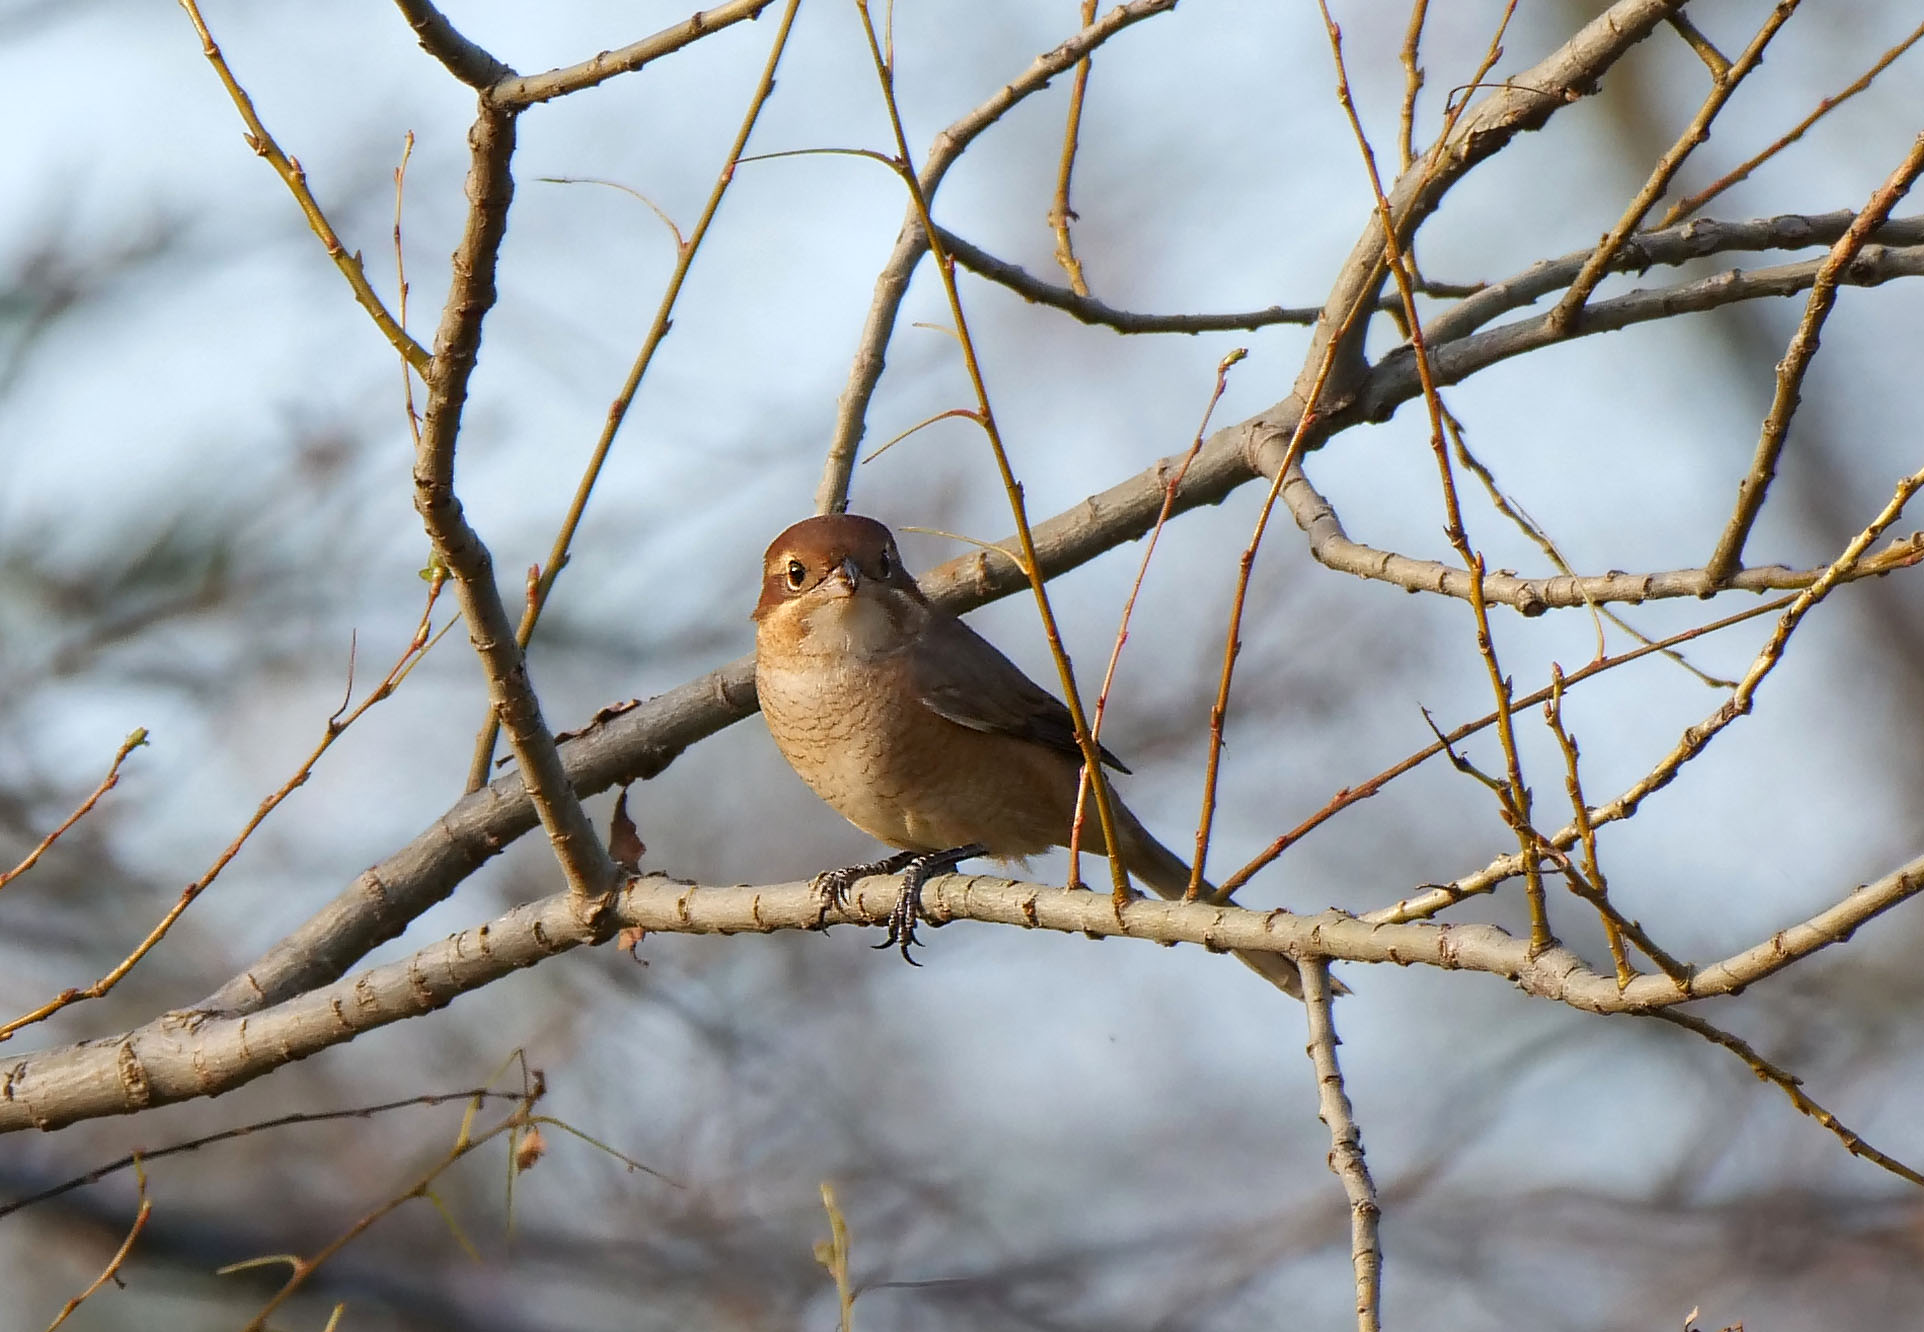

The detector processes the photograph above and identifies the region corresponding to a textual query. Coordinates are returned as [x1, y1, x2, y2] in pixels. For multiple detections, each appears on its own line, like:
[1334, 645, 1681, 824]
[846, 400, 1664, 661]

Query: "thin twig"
[1395, 0, 1429, 173]
[936, 224, 1350, 331]
[40, 1158, 149, 1332]
[463, 0, 803, 790]
[0, 1089, 524, 1221]
[1375, 459, 1924, 927]
[1665, 12, 1729, 77]
[1300, 960, 1381, 1332]
[1070, 349, 1242, 881]
[1046, 0, 1099, 296]
[1543, 668, 1632, 986]
[0, 585, 451, 1043]
[811, 0, 1181, 515]
[816, 1183, 857, 1332]
[1651, 1009, 1924, 1189]
[0, 729, 147, 894]
[1447, 412, 1734, 686]
[1704, 131, 1924, 584]
[1321, 0, 1553, 953]
[179, 0, 430, 374]
[1658, 19, 1924, 227]
[1218, 592, 1797, 898]
[393, 130, 423, 448]
[491, 0, 779, 108]
[1548, 1, 1803, 332]
[232, 1090, 546, 1331]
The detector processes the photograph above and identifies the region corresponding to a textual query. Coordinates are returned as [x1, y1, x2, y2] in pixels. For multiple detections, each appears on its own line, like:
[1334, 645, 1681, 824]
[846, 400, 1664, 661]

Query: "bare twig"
[1543, 669, 1632, 987]
[0, 1089, 523, 1221]
[1070, 349, 1241, 880]
[40, 1158, 148, 1332]
[1321, 0, 1551, 954]
[1651, 1010, 1924, 1189]
[389, 0, 513, 88]
[812, 0, 1182, 515]
[1395, 0, 1428, 172]
[1373, 459, 1924, 927]
[1548, 1, 1802, 332]
[178, 0, 431, 374]
[1658, 18, 1924, 226]
[1665, 12, 1729, 77]
[1046, 0, 1100, 296]
[1300, 959, 1381, 1332]
[0, 589, 452, 1043]
[1704, 132, 1924, 583]
[816, 1183, 857, 1332]
[0, 729, 146, 894]
[492, 0, 779, 107]
[936, 224, 1340, 331]
[464, 0, 803, 789]
[232, 1088, 547, 1331]
[1217, 592, 1798, 898]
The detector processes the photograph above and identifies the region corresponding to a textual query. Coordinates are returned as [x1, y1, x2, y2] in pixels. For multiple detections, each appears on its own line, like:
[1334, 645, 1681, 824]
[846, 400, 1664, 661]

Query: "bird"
[751, 512, 1311, 999]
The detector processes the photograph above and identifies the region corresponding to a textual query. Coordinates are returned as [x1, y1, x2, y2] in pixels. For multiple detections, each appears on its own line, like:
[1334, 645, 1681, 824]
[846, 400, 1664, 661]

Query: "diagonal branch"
[1703, 132, 1924, 583]
[1275, 0, 1688, 453]
[1548, 0, 1803, 331]
[180, 0, 430, 375]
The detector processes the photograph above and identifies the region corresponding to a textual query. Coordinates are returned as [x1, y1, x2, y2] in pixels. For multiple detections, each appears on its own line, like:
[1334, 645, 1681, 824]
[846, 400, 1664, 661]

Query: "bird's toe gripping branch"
[809, 844, 988, 962]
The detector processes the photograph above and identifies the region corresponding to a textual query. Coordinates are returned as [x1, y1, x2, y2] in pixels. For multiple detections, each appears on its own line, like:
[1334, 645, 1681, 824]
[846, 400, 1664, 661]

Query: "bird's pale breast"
[756, 647, 1083, 857]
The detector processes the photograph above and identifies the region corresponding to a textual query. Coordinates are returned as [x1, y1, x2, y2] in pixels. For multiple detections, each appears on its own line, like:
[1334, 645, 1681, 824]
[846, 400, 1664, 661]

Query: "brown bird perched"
[752, 513, 1309, 999]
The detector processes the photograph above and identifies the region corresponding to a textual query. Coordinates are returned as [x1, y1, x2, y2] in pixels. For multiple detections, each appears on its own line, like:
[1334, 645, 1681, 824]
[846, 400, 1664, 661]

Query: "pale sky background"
[3, 2, 1923, 1328]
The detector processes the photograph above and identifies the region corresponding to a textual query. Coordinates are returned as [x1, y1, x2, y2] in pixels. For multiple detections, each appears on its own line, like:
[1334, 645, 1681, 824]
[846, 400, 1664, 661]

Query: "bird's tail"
[1107, 799, 1344, 1001]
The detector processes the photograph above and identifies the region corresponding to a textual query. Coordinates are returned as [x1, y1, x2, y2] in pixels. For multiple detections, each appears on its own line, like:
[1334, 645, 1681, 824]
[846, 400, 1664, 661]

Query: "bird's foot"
[812, 851, 922, 926]
[877, 844, 985, 964]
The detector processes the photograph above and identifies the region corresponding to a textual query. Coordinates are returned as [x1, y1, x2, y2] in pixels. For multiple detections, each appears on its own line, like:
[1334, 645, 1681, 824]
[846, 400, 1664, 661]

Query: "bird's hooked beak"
[823, 556, 863, 597]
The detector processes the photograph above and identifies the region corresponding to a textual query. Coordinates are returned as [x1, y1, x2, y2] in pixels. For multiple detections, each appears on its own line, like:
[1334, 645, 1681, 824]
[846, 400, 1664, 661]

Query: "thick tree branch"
[12, 850, 1924, 1135]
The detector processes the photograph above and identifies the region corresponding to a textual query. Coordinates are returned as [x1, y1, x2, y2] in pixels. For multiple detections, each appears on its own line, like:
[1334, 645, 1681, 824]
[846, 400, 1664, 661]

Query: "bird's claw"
[811, 851, 920, 927]
[879, 877, 926, 963]
[871, 843, 986, 965]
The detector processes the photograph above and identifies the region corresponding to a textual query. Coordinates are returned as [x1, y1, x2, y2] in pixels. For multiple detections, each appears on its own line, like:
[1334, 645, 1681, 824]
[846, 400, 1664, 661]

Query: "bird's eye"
[876, 548, 892, 577]
[784, 558, 807, 590]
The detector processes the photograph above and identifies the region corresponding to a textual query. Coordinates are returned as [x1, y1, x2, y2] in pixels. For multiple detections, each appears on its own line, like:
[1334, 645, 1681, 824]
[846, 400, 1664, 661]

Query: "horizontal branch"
[935, 224, 1328, 332]
[1422, 211, 1924, 347]
[1280, 459, 1924, 616]
[1376, 244, 1924, 412]
[13, 850, 1923, 1133]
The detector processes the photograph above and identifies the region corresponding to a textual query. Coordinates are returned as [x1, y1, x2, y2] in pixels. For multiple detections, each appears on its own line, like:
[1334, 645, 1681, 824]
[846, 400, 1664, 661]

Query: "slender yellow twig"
[176, 0, 430, 374]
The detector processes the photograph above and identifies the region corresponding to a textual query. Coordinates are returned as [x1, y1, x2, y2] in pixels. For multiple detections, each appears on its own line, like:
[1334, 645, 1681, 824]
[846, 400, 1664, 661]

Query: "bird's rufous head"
[752, 514, 929, 641]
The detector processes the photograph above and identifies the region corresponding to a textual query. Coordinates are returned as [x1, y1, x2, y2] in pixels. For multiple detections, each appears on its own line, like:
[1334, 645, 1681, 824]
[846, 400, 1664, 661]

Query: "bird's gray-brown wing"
[908, 611, 1129, 772]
